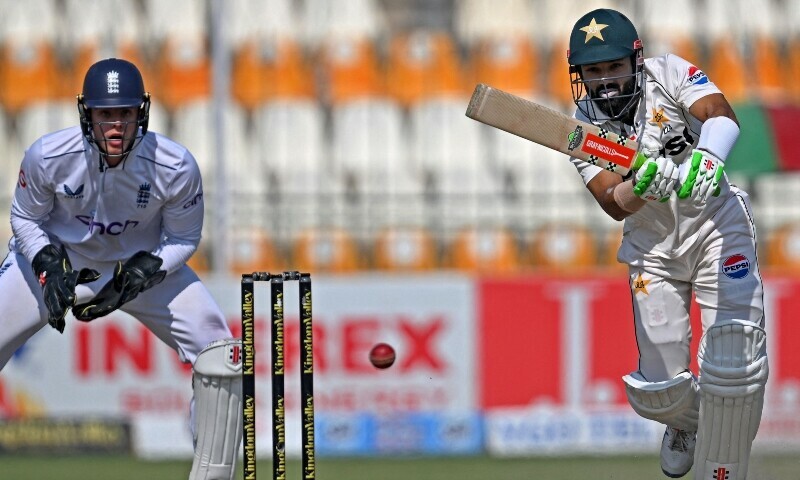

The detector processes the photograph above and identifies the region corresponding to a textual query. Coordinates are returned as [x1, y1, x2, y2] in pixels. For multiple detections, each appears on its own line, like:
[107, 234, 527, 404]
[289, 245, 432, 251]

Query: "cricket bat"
[465, 83, 642, 176]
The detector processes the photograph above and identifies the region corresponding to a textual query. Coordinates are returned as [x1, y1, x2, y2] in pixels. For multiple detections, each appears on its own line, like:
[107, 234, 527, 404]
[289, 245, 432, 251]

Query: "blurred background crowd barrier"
[0, 0, 799, 275]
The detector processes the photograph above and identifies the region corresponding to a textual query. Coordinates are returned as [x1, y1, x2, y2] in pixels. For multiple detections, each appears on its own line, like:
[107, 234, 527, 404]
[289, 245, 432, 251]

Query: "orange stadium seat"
[385, 31, 467, 107]
[231, 37, 315, 109]
[187, 245, 211, 274]
[789, 38, 800, 105]
[751, 35, 784, 103]
[316, 36, 383, 105]
[545, 40, 574, 109]
[762, 223, 800, 272]
[706, 38, 747, 104]
[66, 42, 151, 100]
[230, 228, 283, 274]
[526, 223, 598, 270]
[446, 227, 521, 273]
[373, 227, 438, 271]
[469, 35, 539, 95]
[0, 41, 60, 113]
[152, 35, 211, 111]
[291, 227, 362, 273]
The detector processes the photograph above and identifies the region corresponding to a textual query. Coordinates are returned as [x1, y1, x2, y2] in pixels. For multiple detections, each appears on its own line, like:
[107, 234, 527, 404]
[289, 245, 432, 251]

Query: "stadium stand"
[445, 226, 522, 273]
[0, 0, 799, 273]
[373, 226, 439, 271]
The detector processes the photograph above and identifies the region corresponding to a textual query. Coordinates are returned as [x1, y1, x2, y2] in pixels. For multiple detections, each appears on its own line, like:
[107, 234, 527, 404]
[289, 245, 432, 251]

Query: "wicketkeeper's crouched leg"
[189, 339, 243, 480]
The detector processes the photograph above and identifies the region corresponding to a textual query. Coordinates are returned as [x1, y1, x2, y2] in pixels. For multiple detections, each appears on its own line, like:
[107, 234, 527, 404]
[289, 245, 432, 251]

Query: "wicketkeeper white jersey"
[570, 54, 738, 257]
[9, 126, 204, 274]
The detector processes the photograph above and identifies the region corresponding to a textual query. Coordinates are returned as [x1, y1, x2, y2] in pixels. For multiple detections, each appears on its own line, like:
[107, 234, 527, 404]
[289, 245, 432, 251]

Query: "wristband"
[613, 180, 646, 214]
[697, 116, 739, 161]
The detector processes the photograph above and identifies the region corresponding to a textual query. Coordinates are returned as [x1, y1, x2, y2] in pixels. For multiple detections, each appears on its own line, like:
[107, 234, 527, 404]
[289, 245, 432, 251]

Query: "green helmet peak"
[568, 8, 641, 66]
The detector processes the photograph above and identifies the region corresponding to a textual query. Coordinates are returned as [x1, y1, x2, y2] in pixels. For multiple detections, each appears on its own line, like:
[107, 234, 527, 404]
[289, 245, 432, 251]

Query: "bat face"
[465, 84, 641, 176]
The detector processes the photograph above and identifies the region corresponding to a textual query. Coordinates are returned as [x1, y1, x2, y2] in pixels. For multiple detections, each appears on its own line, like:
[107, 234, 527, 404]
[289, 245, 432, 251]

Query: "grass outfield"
[2, 454, 799, 479]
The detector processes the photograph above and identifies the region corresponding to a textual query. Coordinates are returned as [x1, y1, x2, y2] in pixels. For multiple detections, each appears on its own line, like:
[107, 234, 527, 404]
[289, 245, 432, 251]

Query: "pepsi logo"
[722, 254, 750, 279]
[688, 65, 709, 85]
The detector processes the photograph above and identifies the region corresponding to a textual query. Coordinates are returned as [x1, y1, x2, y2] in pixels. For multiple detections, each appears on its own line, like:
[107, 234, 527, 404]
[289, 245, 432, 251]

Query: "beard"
[588, 76, 637, 118]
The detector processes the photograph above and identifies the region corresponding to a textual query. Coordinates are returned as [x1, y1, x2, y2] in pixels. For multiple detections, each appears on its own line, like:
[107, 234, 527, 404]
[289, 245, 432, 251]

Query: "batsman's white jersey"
[570, 54, 764, 381]
[0, 126, 231, 368]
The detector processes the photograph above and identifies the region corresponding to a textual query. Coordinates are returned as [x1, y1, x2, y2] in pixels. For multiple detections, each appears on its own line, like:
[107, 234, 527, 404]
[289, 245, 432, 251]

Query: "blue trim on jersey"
[43, 148, 86, 160]
[137, 154, 178, 171]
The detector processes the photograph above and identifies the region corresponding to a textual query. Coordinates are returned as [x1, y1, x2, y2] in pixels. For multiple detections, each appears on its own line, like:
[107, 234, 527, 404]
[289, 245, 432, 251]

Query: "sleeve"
[152, 151, 204, 274]
[661, 54, 722, 110]
[10, 140, 54, 262]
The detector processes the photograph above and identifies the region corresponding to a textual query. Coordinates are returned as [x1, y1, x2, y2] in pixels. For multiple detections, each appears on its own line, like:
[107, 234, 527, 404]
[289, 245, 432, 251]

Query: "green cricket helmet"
[567, 9, 644, 123]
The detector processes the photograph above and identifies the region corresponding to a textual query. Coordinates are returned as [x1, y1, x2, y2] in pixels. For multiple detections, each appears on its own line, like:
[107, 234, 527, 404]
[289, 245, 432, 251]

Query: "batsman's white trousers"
[619, 191, 764, 382]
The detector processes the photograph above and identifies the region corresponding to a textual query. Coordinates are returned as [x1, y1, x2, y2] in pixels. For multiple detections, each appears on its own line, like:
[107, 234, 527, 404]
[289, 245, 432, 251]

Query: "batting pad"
[695, 321, 769, 480]
[623, 370, 700, 432]
[189, 339, 243, 480]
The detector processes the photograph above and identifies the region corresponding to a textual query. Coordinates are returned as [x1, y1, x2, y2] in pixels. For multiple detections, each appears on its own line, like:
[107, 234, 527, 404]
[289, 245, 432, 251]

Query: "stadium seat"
[66, 41, 151, 102]
[230, 228, 283, 274]
[14, 101, 77, 150]
[59, 0, 145, 98]
[751, 172, 800, 232]
[762, 223, 800, 272]
[171, 100, 253, 197]
[151, 35, 211, 111]
[526, 223, 599, 270]
[251, 99, 326, 237]
[789, 38, 800, 104]
[469, 35, 539, 95]
[385, 30, 467, 107]
[316, 36, 384, 105]
[143, 0, 206, 44]
[186, 245, 211, 274]
[706, 38, 747, 104]
[751, 35, 784, 103]
[601, 226, 625, 271]
[445, 226, 521, 273]
[291, 227, 362, 273]
[640, 0, 700, 62]
[330, 98, 424, 230]
[409, 96, 498, 230]
[0, 41, 60, 113]
[544, 40, 574, 109]
[300, 0, 382, 49]
[373, 227, 438, 271]
[454, 0, 534, 46]
[231, 37, 315, 109]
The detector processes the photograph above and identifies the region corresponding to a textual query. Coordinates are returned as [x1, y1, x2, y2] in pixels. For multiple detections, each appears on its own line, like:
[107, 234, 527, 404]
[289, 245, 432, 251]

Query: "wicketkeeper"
[0, 58, 242, 480]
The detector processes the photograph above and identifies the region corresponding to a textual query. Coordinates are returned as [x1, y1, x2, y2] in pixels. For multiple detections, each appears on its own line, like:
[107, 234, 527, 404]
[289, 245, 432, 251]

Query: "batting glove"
[633, 155, 679, 202]
[31, 244, 101, 333]
[677, 149, 724, 202]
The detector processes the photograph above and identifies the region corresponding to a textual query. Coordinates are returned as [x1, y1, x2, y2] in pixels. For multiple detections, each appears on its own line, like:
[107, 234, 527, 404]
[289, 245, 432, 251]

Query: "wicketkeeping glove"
[31, 244, 101, 333]
[72, 251, 167, 321]
[677, 149, 724, 202]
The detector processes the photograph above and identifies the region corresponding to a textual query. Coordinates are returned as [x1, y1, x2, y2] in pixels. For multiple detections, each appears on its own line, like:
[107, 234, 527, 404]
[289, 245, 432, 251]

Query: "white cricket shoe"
[660, 427, 696, 478]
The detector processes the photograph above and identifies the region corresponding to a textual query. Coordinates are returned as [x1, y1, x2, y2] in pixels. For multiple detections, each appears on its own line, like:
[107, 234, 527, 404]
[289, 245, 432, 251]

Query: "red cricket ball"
[369, 343, 396, 369]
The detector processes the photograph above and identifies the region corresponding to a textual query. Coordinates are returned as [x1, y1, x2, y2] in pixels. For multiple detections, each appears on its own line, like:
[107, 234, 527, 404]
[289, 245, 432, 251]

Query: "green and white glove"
[677, 149, 724, 202]
[632, 140, 679, 202]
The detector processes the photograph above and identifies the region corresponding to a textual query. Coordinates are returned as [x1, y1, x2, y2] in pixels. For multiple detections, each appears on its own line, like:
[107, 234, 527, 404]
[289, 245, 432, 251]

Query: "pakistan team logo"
[567, 125, 584, 151]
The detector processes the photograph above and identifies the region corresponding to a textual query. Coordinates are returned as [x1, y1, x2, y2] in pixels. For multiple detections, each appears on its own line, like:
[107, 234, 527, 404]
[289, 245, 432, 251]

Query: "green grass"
[1, 454, 798, 479]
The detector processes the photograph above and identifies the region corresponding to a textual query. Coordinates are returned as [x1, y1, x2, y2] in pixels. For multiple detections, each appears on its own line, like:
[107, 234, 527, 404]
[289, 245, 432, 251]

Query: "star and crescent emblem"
[580, 18, 609, 43]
